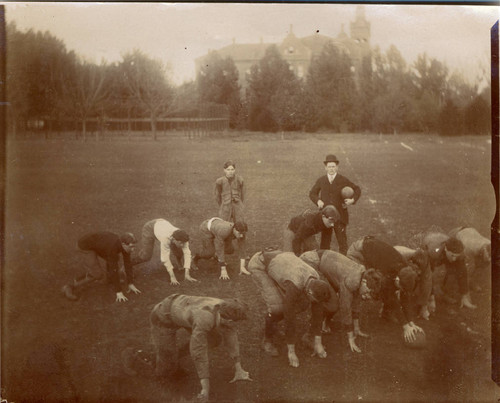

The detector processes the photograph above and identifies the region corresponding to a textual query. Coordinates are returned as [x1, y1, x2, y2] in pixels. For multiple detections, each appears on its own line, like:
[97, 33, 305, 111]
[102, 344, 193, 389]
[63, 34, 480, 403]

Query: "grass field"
[2, 132, 498, 402]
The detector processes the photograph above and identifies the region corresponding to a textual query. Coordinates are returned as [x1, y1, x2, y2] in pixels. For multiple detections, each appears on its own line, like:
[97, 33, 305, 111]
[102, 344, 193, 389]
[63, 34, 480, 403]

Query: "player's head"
[219, 299, 248, 325]
[306, 279, 331, 303]
[360, 268, 383, 300]
[223, 160, 236, 178]
[321, 205, 340, 228]
[172, 229, 189, 248]
[233, 221, 248, 239]
[120, 232, 137, 253]
[323, 154, 339, 175]
[444, 237, 464, 262]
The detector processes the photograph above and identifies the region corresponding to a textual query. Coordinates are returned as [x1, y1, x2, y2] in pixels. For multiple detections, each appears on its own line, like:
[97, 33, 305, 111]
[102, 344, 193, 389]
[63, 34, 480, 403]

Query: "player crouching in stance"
[283, 205, 341, 256]
[150, 294, 252, 402]
[347, 236, 424, 343]
[248, 248, 332, 367]
[413, 230, 477, 309]
[300, 250, 383, 353]
[191, 217, 251, 280]
[61, 232, 140, 302]
[394, 246, 435, 320]
[132, 218, 197, 285]
[449, 226, 491, 291]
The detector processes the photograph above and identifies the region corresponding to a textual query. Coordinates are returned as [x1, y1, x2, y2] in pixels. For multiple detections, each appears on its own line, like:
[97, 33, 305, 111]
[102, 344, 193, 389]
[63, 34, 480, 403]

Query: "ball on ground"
[341, 186, 354, 199]
[404, 329, 426, 349]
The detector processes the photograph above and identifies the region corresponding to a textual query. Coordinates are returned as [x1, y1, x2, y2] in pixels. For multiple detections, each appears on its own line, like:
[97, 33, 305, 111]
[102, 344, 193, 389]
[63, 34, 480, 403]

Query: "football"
[404, 329, 427, 349]
[341, 186, 355, 199]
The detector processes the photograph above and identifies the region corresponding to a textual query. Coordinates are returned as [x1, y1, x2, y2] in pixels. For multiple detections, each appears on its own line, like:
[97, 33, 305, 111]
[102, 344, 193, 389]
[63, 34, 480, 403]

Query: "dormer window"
[288, 46, 294, 54]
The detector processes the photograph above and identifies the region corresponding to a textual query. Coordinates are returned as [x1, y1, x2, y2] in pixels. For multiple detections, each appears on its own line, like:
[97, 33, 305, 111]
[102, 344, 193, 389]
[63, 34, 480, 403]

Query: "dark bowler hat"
[323, 154, 339, 164]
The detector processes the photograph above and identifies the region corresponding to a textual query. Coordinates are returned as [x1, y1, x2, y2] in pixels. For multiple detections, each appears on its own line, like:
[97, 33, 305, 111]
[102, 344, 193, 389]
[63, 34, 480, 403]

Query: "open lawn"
[2, 132, 498, 402]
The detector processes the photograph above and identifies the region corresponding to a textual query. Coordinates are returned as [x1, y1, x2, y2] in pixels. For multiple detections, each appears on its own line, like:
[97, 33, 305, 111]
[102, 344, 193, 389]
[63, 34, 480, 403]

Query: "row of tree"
[7, 22, 491, 136]
[238, 42, 490, 135]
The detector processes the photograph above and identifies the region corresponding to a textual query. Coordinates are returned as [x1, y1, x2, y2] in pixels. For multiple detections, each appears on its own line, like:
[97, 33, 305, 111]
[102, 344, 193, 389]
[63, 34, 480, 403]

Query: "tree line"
[7, 22, 491, 137]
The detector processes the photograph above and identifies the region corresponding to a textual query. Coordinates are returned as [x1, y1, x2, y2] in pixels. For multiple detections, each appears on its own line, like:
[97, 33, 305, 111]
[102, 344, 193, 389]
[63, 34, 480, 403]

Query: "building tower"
[350, 5, 371, 47]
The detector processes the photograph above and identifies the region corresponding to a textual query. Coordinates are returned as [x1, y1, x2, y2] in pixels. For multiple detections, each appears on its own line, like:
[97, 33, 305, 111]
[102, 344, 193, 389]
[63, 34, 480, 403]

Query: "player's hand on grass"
[312, 344, 327, 358]
[169, 276, 180, 286]
[229, 368, 253, 383]
[239, 267, 251, 276]
[288, 352, 299, 367]
[287, 344, 300, 367]
[348, 332, 362, 353]
[220, 267, 230, 280]
[128, 284, 141, 294]
[116, 292, 128, 302]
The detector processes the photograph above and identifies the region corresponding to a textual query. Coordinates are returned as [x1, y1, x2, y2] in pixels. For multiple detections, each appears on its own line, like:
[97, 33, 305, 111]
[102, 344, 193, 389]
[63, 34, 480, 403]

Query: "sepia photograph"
[1, 2, 499, 402]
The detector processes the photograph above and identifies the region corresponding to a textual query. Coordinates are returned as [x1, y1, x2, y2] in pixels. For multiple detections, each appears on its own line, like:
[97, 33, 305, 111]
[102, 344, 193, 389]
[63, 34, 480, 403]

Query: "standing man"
[132, 218, 196, 285]
[309, 154, 361, 255]
[283, 205, 340, 256]
[215, 160, 245, 223]
[150, 294, 252, 402]
[61, 231, 140, 302]
[192, 218, 251, 280]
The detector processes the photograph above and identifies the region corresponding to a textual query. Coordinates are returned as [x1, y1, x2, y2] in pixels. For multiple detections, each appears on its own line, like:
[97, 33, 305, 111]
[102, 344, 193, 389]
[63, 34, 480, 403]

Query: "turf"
[2, 132, 497, 402]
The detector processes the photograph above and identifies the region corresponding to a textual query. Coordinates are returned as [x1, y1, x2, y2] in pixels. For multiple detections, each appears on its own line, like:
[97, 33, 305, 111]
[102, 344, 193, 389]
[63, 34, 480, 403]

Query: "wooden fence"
[13, 116, 230, 140]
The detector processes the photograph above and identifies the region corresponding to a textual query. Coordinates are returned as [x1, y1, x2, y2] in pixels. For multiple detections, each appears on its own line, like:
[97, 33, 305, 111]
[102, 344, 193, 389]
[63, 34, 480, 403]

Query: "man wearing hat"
[283, 205, 341, 256]
[150, 294, 252, 402]
[247, 248, 331, 367]
[215, 160, 245, 223]
[191, 217, 251, 280]
[132, 218, 196, 285]
[61, 231, 140, 302]
[347, 236, 423, 343]
[309, 154, 361, 255]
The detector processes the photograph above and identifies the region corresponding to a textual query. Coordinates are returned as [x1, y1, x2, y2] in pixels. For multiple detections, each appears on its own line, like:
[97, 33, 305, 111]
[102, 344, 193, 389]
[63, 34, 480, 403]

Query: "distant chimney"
[232, 37, 235, 45]
[290, 24, 294, 35]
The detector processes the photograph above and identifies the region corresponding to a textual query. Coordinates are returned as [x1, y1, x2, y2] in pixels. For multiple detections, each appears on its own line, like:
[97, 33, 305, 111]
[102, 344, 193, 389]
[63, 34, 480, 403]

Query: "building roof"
[300, 33, 335, 55]
[211, 42, 270, 62]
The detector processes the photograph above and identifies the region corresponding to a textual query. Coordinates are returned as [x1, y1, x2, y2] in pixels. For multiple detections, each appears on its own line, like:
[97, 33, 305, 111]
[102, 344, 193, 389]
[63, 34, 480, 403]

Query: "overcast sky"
[4, 3, 498, 85]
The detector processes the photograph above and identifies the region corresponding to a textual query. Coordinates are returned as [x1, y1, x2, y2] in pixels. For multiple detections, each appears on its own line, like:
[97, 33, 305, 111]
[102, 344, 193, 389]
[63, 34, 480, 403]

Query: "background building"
[195, 6, 371, 87]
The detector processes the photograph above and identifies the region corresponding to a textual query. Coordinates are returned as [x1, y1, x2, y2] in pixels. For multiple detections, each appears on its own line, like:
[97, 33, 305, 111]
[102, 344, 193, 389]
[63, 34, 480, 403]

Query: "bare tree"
[61, 59, 111, 140]
[119, 50, 173, 140]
